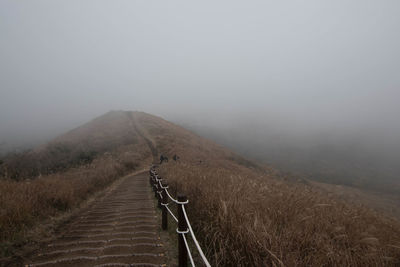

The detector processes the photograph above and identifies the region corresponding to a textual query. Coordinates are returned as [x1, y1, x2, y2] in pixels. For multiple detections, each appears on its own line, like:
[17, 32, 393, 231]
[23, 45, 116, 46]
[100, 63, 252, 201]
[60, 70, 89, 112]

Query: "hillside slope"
[128, 112, 400, 266]
[0, 111, 154, 260]
[1, 111, 400, 266]
[1, 111, 152, 179]
[132, 111, 264, 171]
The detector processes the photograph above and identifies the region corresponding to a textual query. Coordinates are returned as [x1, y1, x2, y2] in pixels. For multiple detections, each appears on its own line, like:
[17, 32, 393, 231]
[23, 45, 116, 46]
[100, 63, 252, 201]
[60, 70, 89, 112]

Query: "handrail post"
[161, 181, 168, 230]
[178, 195, 188, 267]
[155, 178, 162, 208]
[151, 175, 156, 192]
[157, 180, 162, 209]
[154, 177, 158, 198]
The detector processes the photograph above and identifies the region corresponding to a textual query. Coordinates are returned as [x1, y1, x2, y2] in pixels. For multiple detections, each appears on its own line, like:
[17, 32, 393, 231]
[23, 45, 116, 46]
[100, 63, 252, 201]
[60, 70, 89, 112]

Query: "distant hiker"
[173, 154, 180, 161]
[160, 154, 168, 164]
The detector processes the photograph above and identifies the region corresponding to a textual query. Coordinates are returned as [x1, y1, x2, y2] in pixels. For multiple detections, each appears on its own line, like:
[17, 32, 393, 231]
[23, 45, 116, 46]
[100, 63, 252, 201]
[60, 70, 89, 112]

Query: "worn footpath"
[25, 171, 166, 267]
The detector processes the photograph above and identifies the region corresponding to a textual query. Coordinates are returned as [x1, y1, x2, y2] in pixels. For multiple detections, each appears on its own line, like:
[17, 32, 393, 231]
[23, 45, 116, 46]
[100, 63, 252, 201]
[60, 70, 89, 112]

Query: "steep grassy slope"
[1, 111, 147, 179]
[131, 112, 400, 266]
[0, 111, 152, 258]
[133, 111, 262, 171]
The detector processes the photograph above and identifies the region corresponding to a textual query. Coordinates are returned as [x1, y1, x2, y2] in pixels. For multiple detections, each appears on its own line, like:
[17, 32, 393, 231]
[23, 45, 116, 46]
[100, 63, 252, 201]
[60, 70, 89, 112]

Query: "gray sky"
[1, 0, 400, 146]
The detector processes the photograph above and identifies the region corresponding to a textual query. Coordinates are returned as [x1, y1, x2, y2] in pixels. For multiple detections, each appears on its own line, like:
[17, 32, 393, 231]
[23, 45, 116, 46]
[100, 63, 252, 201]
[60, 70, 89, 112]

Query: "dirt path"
[25, 171, 166, 267]
[128, 113, 158, 163]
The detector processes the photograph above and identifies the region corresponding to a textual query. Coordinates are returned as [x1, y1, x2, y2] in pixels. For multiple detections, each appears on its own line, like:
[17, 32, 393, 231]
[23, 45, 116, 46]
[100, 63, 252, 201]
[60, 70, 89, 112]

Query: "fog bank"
[1, 1, 399, 188]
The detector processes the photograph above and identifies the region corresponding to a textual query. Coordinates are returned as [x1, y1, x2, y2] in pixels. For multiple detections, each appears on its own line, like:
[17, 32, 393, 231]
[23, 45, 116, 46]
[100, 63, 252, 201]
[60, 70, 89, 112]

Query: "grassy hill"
[1, 111, 148, 179]
[133, 112, 400, 266]
[1, 111, 400, 266]
[0, 111, 152, 257]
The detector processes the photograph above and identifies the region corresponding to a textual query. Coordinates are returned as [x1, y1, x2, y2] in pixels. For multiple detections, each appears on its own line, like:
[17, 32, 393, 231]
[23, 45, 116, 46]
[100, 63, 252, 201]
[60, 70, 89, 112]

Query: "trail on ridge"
[128, 112, 158, 163]
[25, 172, 166, 267]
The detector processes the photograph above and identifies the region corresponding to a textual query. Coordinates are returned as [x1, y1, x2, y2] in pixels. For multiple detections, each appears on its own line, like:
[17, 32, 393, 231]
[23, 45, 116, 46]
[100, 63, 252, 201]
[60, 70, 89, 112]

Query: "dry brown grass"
[2, 111, 400, 265]
[0, 111, 153, 257]
[0, 152, 151, 253]
[133, 112, 400, 266]
[1, 111, 142, 180]
[159, 163, 400, 266]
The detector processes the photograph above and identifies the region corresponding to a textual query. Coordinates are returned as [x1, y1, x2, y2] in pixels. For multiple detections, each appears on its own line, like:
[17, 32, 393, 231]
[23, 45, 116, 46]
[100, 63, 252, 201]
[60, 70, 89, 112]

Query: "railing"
[149, 166, 211, 267]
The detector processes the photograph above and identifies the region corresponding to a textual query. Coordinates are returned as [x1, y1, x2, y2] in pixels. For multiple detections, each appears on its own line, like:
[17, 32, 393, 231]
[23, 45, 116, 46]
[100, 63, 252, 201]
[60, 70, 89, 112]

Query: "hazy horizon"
[1, 1, 400, 186]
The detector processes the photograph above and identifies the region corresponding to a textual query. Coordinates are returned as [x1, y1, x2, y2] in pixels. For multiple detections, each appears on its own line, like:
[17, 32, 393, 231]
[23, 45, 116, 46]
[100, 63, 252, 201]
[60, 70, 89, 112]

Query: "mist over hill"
[1, 1, 400, 265]
[1, 109, 399, 195]
[174, 112, 400, 195]
[0, 0, 399, 213]
[1, 110, 399, 265]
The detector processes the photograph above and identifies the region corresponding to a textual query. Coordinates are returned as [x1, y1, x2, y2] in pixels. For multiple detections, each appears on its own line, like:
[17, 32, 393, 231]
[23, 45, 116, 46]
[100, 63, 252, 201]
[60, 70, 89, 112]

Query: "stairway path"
[25, 171, 166, 267]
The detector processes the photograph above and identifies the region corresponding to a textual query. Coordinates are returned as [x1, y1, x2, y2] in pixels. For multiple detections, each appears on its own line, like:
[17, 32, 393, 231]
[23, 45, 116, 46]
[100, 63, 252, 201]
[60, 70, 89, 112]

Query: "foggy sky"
[1, 0, 400, 148]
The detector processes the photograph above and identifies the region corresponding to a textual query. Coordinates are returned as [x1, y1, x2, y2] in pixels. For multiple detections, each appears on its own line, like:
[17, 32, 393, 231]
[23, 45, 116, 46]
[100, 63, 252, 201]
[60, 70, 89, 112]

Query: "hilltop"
[1, 111, 400, 266]
[0, 111, 260, 179]
[1, 111, 149, 179]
